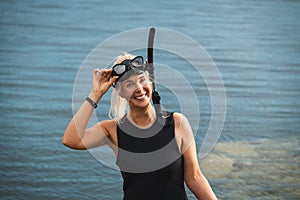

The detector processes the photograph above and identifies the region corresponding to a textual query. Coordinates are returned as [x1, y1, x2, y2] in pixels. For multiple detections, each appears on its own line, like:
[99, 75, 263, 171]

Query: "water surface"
[0, 0, 299, 199]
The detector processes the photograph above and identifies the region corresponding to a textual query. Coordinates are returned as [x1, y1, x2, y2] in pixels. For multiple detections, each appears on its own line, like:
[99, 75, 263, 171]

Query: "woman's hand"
[89, 68, 118, 103]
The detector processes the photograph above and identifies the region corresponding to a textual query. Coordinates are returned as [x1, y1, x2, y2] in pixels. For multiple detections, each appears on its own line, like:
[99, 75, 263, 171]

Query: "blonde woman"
[62, 53, 217, 200]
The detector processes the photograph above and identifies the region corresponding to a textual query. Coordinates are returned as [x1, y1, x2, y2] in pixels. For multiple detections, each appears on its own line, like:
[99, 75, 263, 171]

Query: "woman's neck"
[127, 106, 155, 128]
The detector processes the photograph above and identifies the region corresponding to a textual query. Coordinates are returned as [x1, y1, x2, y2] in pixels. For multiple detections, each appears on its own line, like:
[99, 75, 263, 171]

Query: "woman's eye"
[140, 78, 146, 83]
[126, 83, 134, 88]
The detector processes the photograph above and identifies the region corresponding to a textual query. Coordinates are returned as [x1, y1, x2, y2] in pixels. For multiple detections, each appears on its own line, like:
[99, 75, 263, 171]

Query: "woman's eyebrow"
[123, 79, 133, 84]
[124, 75, 145, 82]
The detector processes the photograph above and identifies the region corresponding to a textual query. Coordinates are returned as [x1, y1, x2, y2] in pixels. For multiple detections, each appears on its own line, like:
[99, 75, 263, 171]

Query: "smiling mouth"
[134, 93, 147, 100]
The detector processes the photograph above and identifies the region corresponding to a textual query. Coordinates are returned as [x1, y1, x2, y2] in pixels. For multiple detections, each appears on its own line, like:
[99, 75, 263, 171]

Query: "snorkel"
[147, 27, 163, 118]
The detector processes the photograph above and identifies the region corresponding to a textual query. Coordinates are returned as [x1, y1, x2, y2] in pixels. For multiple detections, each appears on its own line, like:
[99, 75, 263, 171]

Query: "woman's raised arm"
[62, 69, 117, 150]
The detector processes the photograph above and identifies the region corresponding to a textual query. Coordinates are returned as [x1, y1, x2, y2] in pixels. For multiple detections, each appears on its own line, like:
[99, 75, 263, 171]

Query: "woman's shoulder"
[172, 112, 192, 135]
[99, 119, 117, 128]
[98, 119, 117, 136]
[172, 112, 188, 126]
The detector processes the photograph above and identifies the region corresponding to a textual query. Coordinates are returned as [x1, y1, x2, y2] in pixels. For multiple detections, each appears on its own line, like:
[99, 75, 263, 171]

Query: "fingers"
[109, 76, 118, 86]
[93, 68, 117, 86]
[94, 69, 112, 78]
[94, 68, 102, 75]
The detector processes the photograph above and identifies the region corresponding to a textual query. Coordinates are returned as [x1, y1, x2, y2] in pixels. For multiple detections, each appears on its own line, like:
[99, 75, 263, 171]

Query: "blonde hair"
[108, 53, 156, 123]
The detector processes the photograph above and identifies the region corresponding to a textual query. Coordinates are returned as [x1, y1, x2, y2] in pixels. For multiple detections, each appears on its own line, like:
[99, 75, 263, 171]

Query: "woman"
[62, 54, 217, 200]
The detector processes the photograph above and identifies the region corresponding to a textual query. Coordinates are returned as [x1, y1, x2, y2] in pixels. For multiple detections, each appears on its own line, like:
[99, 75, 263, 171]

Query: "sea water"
[0, 0, 299, 199]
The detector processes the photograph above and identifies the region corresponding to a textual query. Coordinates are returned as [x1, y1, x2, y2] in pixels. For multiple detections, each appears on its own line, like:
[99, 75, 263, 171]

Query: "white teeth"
[135, 94, 146, 100]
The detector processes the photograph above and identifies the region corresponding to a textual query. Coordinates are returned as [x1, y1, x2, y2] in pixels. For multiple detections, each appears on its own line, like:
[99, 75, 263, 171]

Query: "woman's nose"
[134, 82, 143, 92]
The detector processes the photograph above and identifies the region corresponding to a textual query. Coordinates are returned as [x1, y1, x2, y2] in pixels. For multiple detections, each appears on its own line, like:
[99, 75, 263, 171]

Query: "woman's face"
[119, 73, 152, 108]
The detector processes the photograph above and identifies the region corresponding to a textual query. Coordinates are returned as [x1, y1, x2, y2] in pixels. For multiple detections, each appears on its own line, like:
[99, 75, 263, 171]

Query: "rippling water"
[1, 0, 299, 199]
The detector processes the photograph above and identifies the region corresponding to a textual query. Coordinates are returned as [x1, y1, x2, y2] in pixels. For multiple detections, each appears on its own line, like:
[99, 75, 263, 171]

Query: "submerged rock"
[232, 161, 253, 170]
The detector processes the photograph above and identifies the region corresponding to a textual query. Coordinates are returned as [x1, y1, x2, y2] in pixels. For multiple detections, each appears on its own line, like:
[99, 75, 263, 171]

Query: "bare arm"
[183, 142, 217, 200]
[174, 113, 217, 200]
[62, 69, 117, 150]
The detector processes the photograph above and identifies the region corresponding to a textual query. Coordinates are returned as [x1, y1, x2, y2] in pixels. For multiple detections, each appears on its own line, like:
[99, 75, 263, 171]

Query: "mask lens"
[111, 56, 145, 87]
[130, 56, 144, 68]
[113, 64, 126, 75]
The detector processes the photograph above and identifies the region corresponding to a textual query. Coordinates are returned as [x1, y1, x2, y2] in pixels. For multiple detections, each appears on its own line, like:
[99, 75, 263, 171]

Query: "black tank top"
[116, 113, 188, 200]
